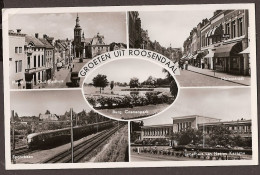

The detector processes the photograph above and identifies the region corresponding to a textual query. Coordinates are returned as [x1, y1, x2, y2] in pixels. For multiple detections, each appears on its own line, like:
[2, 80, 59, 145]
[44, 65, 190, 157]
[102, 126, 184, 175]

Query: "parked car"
[70, 72, 80, 87]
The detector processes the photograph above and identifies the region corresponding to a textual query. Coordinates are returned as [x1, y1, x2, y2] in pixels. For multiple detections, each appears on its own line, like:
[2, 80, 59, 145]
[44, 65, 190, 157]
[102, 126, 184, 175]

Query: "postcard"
[2, 3, 258, 169]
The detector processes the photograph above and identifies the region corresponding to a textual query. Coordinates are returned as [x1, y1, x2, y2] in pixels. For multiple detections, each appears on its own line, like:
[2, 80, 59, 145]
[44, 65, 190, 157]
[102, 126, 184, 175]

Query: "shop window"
[230, 57, 239, 70]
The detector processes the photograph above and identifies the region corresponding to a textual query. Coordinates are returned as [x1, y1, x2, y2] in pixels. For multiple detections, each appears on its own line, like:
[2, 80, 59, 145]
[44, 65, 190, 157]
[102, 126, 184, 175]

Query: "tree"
[162, 69, 178, 96]
[208, 124, 232, 146]
[170, 128, 203, 146]
[92, 74, 109, 93]
[110, 81, 114, 90]
[144, 76, 156, 86]
[45, 110, 51, 114]
[129, 77, 139, 88]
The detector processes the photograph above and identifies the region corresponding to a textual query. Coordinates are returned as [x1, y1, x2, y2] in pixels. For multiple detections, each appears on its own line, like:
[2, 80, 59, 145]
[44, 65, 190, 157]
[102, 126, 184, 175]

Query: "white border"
[3, 3, 258, 169]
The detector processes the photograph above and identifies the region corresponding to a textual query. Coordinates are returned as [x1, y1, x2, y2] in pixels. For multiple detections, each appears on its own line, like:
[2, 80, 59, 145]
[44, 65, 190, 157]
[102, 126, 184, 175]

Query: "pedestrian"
[185, 60, 189, 70]
[201, 59, 205, 69]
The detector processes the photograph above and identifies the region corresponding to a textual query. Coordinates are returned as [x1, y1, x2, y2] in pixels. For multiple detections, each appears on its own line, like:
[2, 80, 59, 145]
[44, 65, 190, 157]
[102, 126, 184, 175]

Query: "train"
[27, 120, 115, 149]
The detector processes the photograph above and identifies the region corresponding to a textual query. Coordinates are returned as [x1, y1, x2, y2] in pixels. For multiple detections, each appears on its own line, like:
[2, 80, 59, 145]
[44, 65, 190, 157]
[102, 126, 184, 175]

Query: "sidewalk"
[186, 65, 251, 86]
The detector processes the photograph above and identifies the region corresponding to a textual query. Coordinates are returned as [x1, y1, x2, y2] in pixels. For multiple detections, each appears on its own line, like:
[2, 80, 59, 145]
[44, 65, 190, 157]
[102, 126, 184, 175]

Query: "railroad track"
[43, 123, 125, 163]
[11, 146, 38, 156]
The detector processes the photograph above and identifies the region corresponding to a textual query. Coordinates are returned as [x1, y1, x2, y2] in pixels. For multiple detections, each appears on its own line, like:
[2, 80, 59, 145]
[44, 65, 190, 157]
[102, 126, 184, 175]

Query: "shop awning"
[214, 42, 242, 57]
[239, 47, 250, 54]
[193, 54, 198, 59]
[204, 51, 214, 58]
[208, 25, 222, 37]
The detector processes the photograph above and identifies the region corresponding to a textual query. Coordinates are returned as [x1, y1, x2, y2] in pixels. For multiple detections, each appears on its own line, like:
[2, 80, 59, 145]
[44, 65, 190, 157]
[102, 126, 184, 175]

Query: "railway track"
[11, 146, 38, 156]
[43, 123, 125, 163]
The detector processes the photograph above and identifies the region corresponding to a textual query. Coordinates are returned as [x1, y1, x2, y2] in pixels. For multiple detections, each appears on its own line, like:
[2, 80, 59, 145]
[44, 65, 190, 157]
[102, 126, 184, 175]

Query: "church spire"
[75, 13, 80, 27]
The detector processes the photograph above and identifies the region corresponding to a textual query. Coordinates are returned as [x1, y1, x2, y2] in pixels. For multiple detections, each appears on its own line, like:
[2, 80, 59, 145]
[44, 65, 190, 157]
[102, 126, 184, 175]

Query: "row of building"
[139, 115, 251, 141]
[9, 14, 126, 89]
[128, 11, 183, 63]
[182, 10, 250, 76]
[9, 29, 72, 89]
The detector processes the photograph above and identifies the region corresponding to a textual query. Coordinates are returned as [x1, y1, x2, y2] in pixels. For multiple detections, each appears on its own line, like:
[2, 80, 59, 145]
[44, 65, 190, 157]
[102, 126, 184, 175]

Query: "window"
[15, 60, 22, 73]
[34, 56, 36, 68]
[38, 55, 40, 67]
[15, 47, 18, 53]
[231, 21, 236, 38]
[225, 23, 230, 34]
[27, 57, 30, 69]
[238, 18, 243, 36]
[19, 47, 22, 53]
[42, 55, 44, 66]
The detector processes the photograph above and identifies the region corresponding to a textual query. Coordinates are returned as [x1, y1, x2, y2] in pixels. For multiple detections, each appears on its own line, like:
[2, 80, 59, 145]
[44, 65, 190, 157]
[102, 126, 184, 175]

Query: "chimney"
[35, 33, 39, 38]
[43, 34, 47, 39]
[16, 29, 21, 34]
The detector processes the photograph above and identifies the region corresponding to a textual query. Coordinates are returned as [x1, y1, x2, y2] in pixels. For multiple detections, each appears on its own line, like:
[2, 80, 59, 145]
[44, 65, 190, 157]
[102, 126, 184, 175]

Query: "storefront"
[214, 41, 244, 75]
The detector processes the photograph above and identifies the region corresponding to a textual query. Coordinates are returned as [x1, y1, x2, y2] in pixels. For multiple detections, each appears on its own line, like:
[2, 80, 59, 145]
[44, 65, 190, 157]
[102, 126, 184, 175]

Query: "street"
[175, 69, 245, 87]
[43, 58, 89, 88]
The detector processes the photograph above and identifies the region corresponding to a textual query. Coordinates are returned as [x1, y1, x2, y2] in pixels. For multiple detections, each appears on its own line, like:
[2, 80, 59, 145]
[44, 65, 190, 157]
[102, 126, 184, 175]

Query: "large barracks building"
[140, 115, 252, 140]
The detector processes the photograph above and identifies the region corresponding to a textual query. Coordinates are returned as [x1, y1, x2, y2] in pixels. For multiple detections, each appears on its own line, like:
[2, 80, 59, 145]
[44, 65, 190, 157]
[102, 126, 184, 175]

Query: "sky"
[11, 90, 91, 116]
[84, 59, 169, 84]
[139, 10, 215, 48]
[8, 12, 127, 44]
[142, 88, 251, 126]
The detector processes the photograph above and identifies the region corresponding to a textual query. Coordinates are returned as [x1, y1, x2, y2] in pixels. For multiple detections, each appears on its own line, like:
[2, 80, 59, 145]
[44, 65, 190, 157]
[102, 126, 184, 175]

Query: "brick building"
[184, 10, 250, 75]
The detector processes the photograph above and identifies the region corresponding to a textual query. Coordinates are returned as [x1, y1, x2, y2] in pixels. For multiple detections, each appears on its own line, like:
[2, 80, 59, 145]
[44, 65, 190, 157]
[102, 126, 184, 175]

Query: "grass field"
[93, 125, 129, 162]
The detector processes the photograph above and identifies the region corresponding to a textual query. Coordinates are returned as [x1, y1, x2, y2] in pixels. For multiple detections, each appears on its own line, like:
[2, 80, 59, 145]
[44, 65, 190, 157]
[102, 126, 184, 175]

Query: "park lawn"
[98, 103, 171, 120]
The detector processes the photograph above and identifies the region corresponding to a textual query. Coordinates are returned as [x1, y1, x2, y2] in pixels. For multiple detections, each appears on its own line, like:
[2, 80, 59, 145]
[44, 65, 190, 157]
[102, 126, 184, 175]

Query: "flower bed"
[87, 92, 175, 109]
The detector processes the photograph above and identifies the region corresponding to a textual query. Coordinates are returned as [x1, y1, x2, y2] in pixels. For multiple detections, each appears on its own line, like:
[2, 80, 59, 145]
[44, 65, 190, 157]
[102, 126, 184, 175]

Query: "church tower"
[74, 13, 82, 45]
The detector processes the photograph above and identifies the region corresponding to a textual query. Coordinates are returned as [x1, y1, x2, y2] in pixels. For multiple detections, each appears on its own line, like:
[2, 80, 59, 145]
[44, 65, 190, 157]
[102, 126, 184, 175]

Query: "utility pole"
[203, 123, 205, 148]
[11, 110, 16, 164]
[70, 108, 74, 163]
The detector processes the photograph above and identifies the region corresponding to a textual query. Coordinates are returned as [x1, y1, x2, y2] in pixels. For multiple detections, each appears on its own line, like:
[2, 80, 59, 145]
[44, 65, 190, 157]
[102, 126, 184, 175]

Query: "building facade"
[9, 29, 26, 89]
[184, 10, 250, 75]
[140, 115, 251, 140]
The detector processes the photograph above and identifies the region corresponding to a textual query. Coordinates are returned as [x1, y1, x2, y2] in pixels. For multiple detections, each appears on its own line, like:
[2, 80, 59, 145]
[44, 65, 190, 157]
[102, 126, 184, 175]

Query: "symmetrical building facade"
[140, 115, 252, 140]
[182, 10, 250, 75]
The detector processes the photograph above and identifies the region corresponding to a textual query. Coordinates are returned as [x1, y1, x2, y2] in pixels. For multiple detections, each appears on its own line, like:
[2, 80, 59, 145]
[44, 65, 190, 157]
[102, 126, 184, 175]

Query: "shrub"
[87, 97, 96, 107]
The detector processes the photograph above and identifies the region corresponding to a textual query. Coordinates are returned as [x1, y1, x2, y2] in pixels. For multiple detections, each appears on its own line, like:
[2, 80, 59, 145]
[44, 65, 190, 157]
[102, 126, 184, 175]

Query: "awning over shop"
[207, 25, 222, 37]
[239, 47, 250, 54]
[214, 42, 242, 58]
[193, 54, 198, 59]
[204, 51, 214, 58]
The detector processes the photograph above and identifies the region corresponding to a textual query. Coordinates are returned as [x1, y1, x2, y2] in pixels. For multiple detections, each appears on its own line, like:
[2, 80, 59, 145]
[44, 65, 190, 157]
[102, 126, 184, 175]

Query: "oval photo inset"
[83, 58, 179, 120]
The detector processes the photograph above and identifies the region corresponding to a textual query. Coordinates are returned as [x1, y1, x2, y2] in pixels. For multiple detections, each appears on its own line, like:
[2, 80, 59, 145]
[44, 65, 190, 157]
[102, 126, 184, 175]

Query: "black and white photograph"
[8, 12, 127, 89]
[129, 10, 251, 87]
[2, 4, 257, 170]
[83, 59, 178, 120]
[10, 90, 129, 164]
[130, 88, 252, 161]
